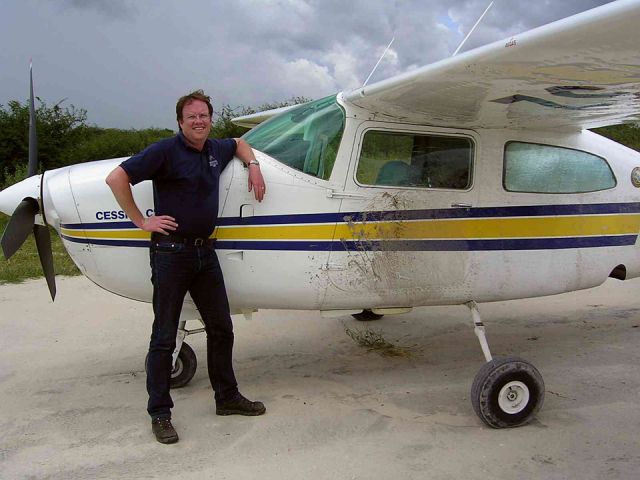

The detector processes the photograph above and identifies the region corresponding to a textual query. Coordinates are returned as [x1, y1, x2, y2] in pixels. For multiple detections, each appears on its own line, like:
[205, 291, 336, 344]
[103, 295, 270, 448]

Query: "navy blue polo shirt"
[120, 133, 237, 238]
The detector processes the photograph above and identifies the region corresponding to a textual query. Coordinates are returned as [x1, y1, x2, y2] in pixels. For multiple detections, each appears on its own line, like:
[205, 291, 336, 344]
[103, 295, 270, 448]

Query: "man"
[106, 90, 266, 444]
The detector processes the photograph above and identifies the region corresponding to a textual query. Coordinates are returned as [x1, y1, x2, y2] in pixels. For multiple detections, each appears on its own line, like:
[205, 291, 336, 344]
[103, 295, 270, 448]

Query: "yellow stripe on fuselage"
[61, 214, 640, 242]
[213, 214, 640, 240]
[61, 228, 151, 240]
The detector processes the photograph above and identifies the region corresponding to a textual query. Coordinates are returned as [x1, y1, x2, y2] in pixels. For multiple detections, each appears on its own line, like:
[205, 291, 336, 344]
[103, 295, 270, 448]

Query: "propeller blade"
[3, 62, 55, 299]
[1, 197, 39, 259]
[27, 61, 38, 178]
[33, 224, 56, 300]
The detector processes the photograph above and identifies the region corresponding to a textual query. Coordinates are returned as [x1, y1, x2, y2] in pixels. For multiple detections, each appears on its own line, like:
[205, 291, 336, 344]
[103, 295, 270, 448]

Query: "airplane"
[2, 0, 640, 429]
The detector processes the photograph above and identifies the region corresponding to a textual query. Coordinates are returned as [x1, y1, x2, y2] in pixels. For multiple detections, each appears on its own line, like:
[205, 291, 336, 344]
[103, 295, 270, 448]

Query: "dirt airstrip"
[1, 276, 639, 479]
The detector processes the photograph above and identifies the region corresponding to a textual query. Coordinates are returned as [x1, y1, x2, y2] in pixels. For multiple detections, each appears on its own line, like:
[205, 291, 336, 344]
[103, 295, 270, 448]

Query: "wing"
[343, 0, 640, 131]
[232, 104, 302, 128]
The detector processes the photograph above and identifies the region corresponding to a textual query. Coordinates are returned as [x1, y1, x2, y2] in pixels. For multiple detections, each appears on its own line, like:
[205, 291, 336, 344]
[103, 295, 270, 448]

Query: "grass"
[345, 325, 415, 357]
[0, 213, 81, 284]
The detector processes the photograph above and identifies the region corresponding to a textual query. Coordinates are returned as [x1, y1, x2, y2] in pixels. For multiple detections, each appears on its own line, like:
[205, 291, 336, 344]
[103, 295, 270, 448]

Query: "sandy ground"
[1, 276, 639, 480]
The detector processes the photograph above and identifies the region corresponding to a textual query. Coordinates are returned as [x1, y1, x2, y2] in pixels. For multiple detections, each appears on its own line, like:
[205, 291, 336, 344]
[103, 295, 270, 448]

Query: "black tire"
[145, 342, 197, 389]
[471, 356, 544, 428]
[352, 309, 384, 321]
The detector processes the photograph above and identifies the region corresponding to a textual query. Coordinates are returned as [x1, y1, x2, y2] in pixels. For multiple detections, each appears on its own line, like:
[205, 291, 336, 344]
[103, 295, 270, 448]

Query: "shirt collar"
[177, 132, 210, 153]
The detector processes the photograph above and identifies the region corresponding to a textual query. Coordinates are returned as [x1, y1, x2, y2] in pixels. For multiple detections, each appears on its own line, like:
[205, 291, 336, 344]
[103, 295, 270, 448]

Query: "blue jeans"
[147, 240, 238, 418]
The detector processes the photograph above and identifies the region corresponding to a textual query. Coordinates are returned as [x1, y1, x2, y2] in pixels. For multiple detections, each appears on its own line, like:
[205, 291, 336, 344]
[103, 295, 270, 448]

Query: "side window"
[356, 130, 473, 189]
[504, 142, 616, 193]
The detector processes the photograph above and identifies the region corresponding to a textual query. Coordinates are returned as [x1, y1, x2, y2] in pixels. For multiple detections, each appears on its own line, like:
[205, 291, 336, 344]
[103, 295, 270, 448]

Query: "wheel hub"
[172, 358, 184, 377]
[498, 381, 530, 414]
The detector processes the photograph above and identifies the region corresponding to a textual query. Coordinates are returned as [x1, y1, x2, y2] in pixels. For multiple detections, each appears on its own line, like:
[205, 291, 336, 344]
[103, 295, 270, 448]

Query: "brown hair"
[176, 90, 213, 124]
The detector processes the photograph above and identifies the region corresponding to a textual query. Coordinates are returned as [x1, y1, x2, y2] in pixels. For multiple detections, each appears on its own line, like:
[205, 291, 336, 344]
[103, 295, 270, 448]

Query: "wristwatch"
[249, 159, 260, 166]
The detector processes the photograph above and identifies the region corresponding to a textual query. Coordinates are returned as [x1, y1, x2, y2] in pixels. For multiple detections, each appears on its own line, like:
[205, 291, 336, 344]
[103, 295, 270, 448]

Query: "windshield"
[243, 95, 345, 180]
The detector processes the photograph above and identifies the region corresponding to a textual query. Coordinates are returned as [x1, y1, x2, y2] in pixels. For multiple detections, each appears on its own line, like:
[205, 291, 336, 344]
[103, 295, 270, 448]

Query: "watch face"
[632, 167, 640, 188]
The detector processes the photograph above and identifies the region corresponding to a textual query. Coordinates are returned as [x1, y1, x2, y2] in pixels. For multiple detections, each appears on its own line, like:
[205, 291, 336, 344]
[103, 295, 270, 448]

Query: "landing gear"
[352, 309, 384, 321]
[169, 342, 197, 388]
[144, 314, 206, 389]
[466, 302, 545, 428]
[144, 342, 198, 389]
[471, 356, 545, 428]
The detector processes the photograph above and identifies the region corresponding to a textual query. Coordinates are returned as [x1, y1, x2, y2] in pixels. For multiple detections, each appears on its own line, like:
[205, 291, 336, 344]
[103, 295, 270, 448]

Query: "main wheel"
[145, 342, 197, 389]
[471, 356, 544, 428]
[352, 309, 384, 321]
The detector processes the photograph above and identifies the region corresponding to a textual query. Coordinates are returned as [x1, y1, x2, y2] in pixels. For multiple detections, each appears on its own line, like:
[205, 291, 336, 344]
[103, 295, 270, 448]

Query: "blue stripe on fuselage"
[61, 202, 640, 231]
[61, 234, 637, 251]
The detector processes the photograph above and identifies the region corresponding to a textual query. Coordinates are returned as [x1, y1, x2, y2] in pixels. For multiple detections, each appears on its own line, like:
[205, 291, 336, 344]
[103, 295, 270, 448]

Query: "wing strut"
[362, 36, 395, 88]
[452, 1, 495, 56]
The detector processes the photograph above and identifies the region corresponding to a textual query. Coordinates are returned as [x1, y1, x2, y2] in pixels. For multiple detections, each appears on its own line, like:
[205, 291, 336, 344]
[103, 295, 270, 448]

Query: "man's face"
[179, 99, 212, 148]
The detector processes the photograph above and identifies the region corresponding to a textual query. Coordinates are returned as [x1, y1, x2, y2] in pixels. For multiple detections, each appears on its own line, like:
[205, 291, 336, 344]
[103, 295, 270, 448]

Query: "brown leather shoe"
[216, 394, 266, 416]
[151, 417, 179, 444]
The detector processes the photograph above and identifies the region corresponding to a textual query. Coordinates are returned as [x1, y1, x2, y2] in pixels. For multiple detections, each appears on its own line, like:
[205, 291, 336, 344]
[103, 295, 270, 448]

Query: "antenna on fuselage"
[452, 1, 494, 56]
[362, 36, 395, 88]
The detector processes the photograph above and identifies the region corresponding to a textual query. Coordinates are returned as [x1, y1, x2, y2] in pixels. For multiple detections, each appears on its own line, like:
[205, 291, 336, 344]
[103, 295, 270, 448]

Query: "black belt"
[151, 233, 215, 246]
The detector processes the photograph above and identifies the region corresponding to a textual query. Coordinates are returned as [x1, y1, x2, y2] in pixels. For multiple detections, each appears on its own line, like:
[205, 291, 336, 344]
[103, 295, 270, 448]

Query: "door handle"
[326, 189, 367, 199]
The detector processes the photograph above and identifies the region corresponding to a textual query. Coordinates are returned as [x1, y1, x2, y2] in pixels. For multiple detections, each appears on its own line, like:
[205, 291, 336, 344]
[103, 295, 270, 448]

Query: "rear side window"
[504, 142, 616, 193]
[356, 131, 473, 189]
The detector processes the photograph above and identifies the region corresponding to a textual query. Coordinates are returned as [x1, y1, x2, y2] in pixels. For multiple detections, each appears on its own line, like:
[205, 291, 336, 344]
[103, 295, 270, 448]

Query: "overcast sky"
[0, 0, 615, 130]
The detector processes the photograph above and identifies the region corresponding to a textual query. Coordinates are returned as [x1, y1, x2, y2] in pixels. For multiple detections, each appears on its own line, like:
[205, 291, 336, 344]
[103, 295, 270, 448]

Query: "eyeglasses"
[184, 113, 211, 122]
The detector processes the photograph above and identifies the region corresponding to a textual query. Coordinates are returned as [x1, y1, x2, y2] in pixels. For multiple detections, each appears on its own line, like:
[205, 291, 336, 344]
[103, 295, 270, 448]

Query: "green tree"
[594, 124, 640, 152]
[210, 96, 310, 139]
[59, 126, 174, 165]
[0, 99, 88, 185]
[210, 104, 250, 139]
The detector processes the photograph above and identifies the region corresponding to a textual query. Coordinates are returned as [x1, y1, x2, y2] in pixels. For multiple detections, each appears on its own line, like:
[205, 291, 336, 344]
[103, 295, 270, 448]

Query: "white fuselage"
[5, 95, 640, 314]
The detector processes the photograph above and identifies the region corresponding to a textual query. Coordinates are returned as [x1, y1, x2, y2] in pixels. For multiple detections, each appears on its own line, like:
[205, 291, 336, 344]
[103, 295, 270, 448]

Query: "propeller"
[0, 61, 56, 300]
[1, 197, 39, 259]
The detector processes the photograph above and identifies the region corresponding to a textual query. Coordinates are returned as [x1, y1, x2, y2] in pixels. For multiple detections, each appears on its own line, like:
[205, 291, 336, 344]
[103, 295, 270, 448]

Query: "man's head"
[176, 90, 213, 149]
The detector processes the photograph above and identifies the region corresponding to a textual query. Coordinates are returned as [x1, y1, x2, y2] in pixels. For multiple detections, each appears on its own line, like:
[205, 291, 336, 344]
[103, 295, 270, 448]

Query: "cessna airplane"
[2, 0, 640, 429]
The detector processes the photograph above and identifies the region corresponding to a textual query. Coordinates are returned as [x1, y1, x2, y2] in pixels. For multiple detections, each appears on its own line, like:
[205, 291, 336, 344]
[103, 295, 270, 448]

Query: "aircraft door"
[218, 157, 339, 312]
[324, 123, 479, 309]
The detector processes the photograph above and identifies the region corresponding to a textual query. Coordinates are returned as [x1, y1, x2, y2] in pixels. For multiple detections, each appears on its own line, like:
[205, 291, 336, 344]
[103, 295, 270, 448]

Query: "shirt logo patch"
[209, 155, 218, 168]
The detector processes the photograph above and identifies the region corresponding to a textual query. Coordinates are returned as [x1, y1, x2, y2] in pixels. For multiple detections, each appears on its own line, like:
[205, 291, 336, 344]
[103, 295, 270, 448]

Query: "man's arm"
[234, 138, 266, 202]
[105, 166, 178, 234]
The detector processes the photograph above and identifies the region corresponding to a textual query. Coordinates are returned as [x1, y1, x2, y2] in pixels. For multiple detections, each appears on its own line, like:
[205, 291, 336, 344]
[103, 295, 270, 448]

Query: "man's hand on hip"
[139, 215, 178, 235]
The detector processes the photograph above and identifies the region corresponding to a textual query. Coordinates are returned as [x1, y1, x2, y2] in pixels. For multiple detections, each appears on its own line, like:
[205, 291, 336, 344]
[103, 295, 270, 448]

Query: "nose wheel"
[144, 342, 197, 389]
[168, 342, 197, 388]
[144, 315, 204, 389]
[466, 302, 545, 428]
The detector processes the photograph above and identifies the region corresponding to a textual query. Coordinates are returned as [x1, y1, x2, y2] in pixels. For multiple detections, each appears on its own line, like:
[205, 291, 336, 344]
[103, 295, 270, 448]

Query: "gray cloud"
[0, 0, 615, 130]
[59, 0, 139, 19]
[448, 0, 616, 50]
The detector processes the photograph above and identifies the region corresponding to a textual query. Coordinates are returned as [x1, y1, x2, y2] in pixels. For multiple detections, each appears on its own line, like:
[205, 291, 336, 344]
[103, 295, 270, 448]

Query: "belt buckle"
[194, 238, 204, 246]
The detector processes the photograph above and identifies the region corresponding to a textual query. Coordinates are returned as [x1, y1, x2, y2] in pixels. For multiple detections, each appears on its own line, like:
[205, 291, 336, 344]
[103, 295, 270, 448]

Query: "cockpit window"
[243, 95, 345, 181]
[504, 142, 616, 193]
